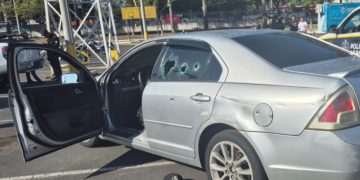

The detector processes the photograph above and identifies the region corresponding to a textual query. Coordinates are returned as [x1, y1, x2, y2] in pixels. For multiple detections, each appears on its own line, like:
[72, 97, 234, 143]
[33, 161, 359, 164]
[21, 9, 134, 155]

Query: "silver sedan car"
[7, 30, 360, 180]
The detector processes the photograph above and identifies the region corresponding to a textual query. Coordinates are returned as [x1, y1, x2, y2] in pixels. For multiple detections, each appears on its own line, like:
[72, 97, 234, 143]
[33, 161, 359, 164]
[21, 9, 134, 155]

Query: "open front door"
[7, 43, 105, 161]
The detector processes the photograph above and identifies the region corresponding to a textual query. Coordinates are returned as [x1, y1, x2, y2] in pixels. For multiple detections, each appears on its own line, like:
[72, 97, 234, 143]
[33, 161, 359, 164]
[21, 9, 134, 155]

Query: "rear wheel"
[205, 130, 267, 180]
[80, 136, 104, 147]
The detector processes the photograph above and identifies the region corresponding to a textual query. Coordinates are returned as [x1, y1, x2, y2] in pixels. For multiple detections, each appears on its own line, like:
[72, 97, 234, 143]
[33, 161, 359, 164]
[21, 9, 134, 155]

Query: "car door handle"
[74, 88, 84, 94]
[190, 93, 211, 102]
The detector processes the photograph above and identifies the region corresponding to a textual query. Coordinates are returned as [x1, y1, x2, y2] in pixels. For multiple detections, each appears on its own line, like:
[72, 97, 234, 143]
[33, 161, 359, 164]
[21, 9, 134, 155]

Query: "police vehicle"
[320, 6, 360, 55]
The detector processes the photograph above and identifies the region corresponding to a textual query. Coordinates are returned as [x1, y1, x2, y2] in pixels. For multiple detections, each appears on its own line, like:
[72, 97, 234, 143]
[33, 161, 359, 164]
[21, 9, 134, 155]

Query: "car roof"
[149, 29, 285, 44]
[187, 29, 283, 38]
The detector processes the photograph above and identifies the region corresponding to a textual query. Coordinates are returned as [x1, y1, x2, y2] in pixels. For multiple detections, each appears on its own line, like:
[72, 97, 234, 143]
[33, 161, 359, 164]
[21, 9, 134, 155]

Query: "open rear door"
[7, 43, 105, 161]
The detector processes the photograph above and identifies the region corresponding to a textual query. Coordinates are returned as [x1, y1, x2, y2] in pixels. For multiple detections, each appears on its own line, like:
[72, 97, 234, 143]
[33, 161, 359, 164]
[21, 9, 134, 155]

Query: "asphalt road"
[0, 44, 208, 180]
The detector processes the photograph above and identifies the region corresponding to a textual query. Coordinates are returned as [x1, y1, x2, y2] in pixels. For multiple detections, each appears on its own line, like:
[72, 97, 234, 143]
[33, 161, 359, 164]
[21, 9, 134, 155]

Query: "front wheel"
[205, 130, 267, 180]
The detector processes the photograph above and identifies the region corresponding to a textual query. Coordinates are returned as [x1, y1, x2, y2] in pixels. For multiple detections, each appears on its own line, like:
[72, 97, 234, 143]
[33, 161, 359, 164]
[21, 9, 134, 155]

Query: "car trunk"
[284, 56, 360, 103]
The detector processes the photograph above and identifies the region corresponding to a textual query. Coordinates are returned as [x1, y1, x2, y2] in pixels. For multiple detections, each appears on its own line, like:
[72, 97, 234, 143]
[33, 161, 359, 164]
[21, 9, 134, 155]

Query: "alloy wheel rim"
[209, 141, 253, 180]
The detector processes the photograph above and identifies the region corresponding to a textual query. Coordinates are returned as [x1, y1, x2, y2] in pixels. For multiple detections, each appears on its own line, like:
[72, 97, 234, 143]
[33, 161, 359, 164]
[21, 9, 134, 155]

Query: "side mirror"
[61, 73, 78, 84]
[329, 25, 338, 33]
[335, 27, 341, 34]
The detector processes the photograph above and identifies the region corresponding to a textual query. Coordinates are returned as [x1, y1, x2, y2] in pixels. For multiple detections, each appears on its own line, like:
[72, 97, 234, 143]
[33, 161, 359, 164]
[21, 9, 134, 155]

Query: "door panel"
[23, 83, 104, 142]
[8, 43, 105, 161]
[327, 34, 360, 55]
[142, 41, 225, 158]
[143, 82, 222, 158]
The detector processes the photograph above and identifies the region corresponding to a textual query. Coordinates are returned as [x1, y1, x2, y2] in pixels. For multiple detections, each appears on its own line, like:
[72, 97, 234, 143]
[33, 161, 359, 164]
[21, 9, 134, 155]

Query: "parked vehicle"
[317, 2, 360, 33]
[320, 6, 360, 56]
[8, 30, 360, 180]
[0, 34, 42, 88]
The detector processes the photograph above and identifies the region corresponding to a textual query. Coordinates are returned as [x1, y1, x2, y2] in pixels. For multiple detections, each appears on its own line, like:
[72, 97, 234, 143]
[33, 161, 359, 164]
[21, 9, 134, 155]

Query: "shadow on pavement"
[86, 148, 162, 179]
[97, 141, 118, 148]
[0, 97, 8, 109]
[0, 122, 13, 129]
[164, 173, 194, 180]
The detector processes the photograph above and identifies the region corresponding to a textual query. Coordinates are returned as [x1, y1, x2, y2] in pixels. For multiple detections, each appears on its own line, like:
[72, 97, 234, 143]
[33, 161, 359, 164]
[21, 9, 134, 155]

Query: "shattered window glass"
[154, 46, 222, 82]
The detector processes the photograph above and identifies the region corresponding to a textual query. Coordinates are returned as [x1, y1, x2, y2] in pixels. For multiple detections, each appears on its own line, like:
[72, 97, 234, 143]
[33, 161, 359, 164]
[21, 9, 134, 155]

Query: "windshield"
[234, 32, 351, 68]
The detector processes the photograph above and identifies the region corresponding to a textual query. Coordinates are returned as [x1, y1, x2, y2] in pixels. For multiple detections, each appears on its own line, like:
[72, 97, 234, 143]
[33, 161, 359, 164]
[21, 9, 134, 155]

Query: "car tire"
[205, 129, 267, 180]
[0, 75, 8, 89]
[80, 136, 104, 147]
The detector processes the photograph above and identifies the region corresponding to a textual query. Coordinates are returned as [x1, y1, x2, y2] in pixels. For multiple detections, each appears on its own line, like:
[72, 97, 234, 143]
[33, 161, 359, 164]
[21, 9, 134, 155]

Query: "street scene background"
[0, 0, 359, 179]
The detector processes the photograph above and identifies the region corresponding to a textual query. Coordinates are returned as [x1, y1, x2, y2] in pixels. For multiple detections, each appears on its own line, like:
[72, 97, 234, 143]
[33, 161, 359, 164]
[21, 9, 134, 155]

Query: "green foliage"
[288, 0, 323, 7]
[207, 0, 249, 9]
[121, 0, 251, 12]
[16, 0, 44, 19]
[1, 0, 15, 18]
[0, 0, 44, 21]
[288, 0, 335, 7]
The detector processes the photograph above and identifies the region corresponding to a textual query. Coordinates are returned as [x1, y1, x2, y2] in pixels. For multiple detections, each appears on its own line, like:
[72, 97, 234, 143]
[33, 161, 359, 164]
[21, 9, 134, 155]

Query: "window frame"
[16, 47, 91, 87]
[338, 8, 360, 34]
[341, 13, 360, 34]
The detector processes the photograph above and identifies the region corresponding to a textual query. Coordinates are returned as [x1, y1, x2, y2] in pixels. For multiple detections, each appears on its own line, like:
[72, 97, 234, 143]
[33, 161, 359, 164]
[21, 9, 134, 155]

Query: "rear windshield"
[234, 32, 350, 68]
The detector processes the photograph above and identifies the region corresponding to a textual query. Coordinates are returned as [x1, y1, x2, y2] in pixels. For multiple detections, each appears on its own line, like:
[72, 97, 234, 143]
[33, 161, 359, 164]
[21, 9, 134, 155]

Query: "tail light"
[1, 46, 8, 60]
[308, 86, 360, 130]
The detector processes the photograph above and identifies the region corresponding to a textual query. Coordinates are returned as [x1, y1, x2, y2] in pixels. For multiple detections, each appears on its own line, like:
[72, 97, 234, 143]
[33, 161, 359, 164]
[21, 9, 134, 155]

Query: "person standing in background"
[298, 17, 308, 33]
[43, 30, 62, 81]
[290, 15, 298, 31]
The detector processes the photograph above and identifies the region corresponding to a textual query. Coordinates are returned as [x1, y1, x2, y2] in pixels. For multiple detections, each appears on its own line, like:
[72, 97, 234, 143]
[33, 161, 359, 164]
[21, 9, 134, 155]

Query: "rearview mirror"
[61, 73, 78, 84]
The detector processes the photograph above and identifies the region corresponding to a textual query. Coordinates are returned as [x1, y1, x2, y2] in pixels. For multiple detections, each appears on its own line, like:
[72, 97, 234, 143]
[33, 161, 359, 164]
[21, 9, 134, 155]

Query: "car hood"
[283, 56, 360, 78]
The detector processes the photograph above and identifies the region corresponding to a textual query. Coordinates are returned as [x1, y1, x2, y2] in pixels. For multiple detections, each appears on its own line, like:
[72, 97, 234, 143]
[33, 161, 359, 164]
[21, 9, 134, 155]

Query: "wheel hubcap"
[209, 141, 253, 180]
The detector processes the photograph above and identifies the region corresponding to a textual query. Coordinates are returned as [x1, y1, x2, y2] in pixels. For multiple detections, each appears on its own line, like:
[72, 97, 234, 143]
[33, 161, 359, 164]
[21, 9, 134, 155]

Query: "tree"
[272, 0, 287, 15]
[206, 0, 249, 10]
[16, 0, 44, 20]
[289, 0, 319, 7]
[0, 0, 44, 22]
[202, 0, 208, 30]
[288, 0, 334, 7]
[1, 0, 14, 20]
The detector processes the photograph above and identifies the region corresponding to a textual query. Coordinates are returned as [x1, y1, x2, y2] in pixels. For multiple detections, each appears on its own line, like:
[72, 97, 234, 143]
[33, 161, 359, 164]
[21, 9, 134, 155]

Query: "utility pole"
[202, 0, 208, 30]
[139, 0, 148, 40]
[44, 0, 50, 31]
[58, 0, 76, 59]
[167, 0, 175, 33]
[12, 0, 20, 34]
